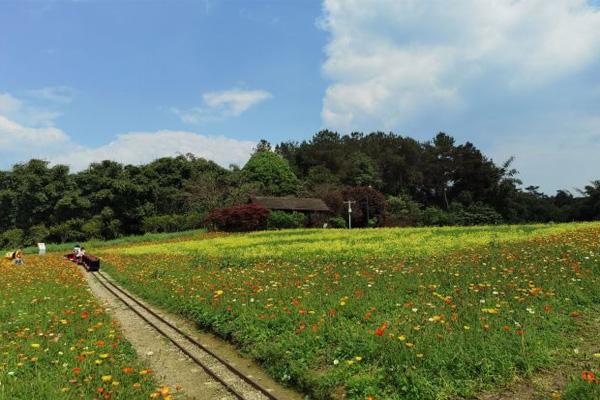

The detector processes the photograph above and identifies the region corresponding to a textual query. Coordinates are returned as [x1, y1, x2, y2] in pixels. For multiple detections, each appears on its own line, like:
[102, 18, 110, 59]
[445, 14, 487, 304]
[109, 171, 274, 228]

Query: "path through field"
[82, 265, 302, 400]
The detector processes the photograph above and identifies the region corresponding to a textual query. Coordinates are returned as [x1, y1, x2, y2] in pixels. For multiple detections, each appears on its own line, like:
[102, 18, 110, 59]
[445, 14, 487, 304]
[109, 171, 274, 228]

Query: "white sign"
[37, 242, 46, 255]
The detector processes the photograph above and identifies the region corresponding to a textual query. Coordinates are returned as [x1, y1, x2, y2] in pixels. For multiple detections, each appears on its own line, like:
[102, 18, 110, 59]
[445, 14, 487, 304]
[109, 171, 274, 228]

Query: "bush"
[205, 204, 269, 232]
[328, 216, 347, 228]
[142, 213, 206, 234]
[422, 203, 503, 226]
[28, 224, 50, 244]
[268, 211, 307, 229]
[48, 219, 85, 243]
[1, 228, 24, 249]
[386, 195, 422, 226]
[142, 215, 182, 233]
[81, 218, 104, 239]
[422, 207, 455, 226]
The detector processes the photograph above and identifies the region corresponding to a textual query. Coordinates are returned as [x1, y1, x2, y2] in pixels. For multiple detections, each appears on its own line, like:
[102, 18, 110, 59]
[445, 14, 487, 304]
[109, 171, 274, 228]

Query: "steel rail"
[90, 270, 278, 400]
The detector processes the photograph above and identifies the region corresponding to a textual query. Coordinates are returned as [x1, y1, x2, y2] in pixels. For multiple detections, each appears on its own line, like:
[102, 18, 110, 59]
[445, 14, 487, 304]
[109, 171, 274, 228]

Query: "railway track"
[90, 270, 281, 400]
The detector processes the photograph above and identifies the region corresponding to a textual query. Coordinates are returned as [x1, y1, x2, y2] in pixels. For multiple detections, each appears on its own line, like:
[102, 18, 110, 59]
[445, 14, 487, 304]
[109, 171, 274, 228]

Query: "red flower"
[582, 371, 596, 382]
[374, 323, 388, 337]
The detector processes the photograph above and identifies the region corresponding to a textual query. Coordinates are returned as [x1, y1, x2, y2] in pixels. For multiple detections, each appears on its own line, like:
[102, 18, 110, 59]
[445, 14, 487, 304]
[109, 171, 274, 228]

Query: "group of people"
[73, 244, 86, 263]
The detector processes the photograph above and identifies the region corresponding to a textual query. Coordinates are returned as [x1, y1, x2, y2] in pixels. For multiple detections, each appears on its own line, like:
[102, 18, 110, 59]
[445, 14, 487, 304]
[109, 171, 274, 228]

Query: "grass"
[6, 228, 206, 255]
[96, 222, 600, 399]
[0, 255, 169, 399]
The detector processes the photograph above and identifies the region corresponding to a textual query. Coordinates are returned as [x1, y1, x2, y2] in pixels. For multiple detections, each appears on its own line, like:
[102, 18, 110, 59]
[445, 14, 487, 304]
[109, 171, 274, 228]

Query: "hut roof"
[250, 196, 330, 212]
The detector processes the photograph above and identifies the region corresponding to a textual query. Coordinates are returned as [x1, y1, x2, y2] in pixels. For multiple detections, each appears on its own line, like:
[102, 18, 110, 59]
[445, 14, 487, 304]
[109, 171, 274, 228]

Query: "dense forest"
[1, 130, 599, 248]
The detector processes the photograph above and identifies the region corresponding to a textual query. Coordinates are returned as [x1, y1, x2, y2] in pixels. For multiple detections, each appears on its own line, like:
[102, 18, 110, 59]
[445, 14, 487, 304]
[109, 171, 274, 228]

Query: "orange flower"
[582, 371, 596, 382]
[374, 322, 388, 337]
[122, 367, 135, 374]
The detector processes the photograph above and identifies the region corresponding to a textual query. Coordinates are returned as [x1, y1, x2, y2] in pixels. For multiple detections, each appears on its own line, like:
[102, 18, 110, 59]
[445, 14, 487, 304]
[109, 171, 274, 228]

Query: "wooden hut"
[248, 196, 330, 226]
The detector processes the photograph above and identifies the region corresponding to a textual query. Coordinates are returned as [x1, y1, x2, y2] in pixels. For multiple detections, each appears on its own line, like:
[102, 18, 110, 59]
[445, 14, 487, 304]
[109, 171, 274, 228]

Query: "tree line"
[1, 130, 599, 247]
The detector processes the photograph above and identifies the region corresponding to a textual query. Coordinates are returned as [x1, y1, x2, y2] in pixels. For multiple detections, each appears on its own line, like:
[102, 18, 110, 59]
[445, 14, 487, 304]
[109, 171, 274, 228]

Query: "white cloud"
[320, 0, 600, 131]
[0, 93, 23, 115]
[27, 86, 77, 103]
[172, 88, 272, 124]
[50, 130, 255, 171]
[0, 92, 256, 171]
[0, 91, 63, 127]
[0, 114, 69, 148]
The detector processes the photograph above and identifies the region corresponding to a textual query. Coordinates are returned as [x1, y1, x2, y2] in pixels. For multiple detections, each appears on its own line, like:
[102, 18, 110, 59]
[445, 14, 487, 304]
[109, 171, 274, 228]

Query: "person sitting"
[76, 246, 86, 264]
[13, 248, 23, 265]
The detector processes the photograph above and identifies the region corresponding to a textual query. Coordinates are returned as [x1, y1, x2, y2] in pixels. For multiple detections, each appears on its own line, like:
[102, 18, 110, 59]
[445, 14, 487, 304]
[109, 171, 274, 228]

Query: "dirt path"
[82, 266, 303, 400]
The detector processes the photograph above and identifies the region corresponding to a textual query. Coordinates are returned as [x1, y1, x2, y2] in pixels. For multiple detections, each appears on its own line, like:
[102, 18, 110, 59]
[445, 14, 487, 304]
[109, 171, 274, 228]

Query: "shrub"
[1, 228, 24, 249]
[142, 215, 181, 233]
[328, 216, 347, 228]
[142, 213, 206, 234]
[48, 219, 85, 243]
[268, 211, 307, 229]
[28, 224, 50, 244]
[81, 218, 104, 239]
[452, 203, 503, 226]
[422, 207, 455, 226]
[386, 195, 422, 226]
[205, 204, 269, 232]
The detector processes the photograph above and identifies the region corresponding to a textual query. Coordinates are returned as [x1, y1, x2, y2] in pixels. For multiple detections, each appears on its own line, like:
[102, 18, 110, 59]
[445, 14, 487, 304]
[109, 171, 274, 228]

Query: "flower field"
[97, 223, 600, 399]
[0, 256, 166, 399]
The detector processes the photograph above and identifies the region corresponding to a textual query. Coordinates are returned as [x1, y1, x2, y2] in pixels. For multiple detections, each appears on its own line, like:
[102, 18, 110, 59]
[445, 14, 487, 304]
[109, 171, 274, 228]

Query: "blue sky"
[1, 0, 600, 193]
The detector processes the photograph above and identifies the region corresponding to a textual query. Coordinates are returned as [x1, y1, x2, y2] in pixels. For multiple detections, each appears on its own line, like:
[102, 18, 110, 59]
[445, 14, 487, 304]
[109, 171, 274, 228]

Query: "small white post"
[343, 200, 355, 229]
[37, 242, 46, 256]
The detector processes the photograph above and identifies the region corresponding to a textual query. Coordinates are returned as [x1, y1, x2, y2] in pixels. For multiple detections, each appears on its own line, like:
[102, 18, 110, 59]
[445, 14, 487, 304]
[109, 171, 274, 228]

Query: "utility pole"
[343, 200, 355, 229]
[366, 184, 372, 226]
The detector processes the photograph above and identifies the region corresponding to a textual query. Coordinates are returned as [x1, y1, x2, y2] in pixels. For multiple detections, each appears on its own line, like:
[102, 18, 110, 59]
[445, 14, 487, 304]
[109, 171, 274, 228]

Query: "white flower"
[333, 359, 339, 365]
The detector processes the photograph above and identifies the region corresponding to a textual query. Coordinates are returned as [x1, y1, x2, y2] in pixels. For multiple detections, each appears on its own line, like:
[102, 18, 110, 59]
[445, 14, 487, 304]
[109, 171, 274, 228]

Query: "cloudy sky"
[1, 0, 599, 193]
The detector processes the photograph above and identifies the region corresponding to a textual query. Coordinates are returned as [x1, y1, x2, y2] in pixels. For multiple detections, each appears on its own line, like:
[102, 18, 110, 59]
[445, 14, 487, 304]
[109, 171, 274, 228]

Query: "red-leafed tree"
[205, 204, 270, 232]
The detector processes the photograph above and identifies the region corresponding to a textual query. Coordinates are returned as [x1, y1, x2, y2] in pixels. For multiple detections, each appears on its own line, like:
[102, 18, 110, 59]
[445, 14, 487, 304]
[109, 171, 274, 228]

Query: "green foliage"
[386, 194, 423, 226]
[1, 228, 24, 249]
[1, 131, 600, 244]
[422, 203, 503, 226]
[28, 224, 50, 244]
[328, 216, 347, 228]
[48, 219, 85, 243]
[267, 211, 307, 229]
[242, 151, 300, 196]
[142, 213, 205, 233]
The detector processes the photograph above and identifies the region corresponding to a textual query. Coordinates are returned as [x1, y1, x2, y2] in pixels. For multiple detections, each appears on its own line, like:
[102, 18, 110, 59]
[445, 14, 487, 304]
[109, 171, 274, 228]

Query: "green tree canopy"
[241, 151, 300, 196]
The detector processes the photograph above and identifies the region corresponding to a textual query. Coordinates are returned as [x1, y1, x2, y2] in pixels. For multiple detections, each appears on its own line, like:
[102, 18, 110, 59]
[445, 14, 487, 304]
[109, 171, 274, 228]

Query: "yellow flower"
[593, 353, 600, 359]
[398, 335, 406, 341]
[101, 375, 112, 382]
[354, 356, 362, 361]
[481, 308, 499, 314]
[215, 290, 224, 296]
[99, 353, 109, 359]
[30, 343, 40, 349]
